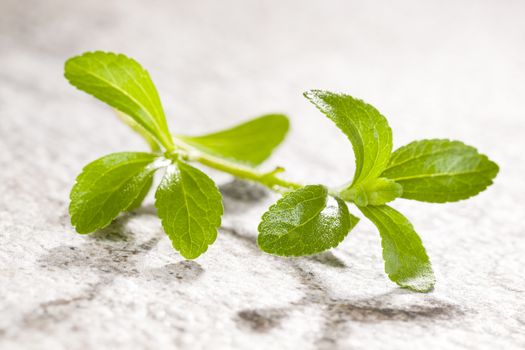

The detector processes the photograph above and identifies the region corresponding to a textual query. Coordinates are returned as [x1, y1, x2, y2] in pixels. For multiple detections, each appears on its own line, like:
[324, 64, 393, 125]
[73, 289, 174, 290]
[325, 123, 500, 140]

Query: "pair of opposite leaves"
[66, 52, 498, 292]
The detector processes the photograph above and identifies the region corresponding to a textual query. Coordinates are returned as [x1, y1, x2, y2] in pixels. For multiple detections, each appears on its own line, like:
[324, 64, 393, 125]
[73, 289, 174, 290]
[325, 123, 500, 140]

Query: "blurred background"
[1, 0, 524, 349]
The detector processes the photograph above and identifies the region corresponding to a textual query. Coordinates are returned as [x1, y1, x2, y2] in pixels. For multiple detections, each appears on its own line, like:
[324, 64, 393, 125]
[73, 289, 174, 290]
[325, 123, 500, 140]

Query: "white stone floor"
[0, 0, 524, 349]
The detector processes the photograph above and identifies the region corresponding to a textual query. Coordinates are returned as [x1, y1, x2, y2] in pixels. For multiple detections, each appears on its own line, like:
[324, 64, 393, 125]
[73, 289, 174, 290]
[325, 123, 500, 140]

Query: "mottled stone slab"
[1, 0, 524, 349]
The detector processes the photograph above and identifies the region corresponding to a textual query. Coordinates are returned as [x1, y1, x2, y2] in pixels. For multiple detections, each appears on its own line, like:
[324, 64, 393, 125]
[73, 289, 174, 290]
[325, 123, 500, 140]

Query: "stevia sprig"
[65, 51, 499, 292]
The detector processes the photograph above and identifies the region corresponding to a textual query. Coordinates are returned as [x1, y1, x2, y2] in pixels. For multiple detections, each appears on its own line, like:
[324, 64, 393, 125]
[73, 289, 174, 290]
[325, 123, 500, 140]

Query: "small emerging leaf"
[340, 177, 403, 206]
[65, 51, 174, 150]
[304, 90, 392, 186]
[359, 205, 435, 292]
[382, 139, 499, 202]
[258, 185, 359, 256]
[70, 152, 161, 233]
[155, 161, 223, 259]
[178, 114, 289, 166]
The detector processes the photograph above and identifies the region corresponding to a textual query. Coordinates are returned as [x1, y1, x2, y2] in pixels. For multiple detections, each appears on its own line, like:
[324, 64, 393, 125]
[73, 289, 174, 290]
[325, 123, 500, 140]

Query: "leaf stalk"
[169, 137, 303, 193]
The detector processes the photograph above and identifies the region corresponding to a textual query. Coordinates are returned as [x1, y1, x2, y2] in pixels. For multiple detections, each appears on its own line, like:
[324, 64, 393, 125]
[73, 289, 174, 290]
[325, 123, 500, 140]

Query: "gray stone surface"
[1, 0, 524, 349]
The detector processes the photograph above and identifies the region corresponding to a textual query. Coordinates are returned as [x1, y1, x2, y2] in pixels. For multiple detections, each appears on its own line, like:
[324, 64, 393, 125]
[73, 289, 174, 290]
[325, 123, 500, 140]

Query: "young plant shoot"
[65, 51, 499, 292]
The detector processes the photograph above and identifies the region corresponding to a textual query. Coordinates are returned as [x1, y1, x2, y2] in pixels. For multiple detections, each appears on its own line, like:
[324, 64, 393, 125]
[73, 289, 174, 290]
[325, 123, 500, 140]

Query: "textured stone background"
[1, 0, 524, 349]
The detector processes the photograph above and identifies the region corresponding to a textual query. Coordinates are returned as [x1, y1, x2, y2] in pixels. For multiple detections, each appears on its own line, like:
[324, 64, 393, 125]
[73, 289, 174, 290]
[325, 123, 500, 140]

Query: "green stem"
[170, 138, 303, 193]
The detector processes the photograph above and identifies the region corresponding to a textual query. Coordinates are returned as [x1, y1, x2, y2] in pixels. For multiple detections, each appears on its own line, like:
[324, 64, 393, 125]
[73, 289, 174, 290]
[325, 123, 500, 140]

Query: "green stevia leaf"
[178, 114, 289, 166]
[126, 176, 154, 211]
[115, 110, 161, 152]
[340, 177, 403, 206]
[258, 185, 359, 256]
[65, 51, 174, 150]
[70, 152, 161, 233]
[155, 161, 223, 259]
[381, 139, 499, 203]
[304, 90, 392, 186]
[359, 205, 435, 292]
